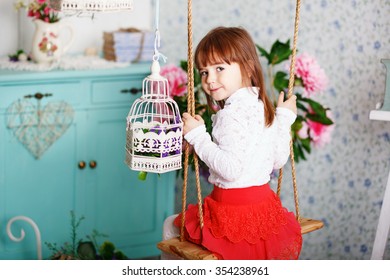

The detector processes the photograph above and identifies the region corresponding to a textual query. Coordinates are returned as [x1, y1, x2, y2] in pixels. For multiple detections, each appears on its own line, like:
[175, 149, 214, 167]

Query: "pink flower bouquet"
[27, 0, 60, 23]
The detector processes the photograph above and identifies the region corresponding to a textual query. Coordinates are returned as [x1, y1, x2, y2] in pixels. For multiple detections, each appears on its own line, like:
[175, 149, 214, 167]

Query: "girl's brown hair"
[194, 26, 275, 126]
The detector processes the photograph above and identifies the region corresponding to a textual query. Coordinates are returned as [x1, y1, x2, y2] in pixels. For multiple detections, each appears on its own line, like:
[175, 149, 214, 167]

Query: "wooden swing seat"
[157, 217, 324, 260]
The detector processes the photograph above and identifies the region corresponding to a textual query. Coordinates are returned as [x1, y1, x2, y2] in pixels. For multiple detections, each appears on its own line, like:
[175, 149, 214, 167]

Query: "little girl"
[165, 26, 302, 260]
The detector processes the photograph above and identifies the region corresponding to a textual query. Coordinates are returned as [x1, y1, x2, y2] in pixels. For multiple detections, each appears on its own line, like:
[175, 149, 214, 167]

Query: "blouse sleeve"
[184, 111, 248, 182]
[273, 107, 297, 169]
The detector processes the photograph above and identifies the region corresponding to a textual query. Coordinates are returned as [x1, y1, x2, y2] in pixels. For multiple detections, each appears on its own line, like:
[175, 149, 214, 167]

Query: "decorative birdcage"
[49, 0, 134, 12]
[125, 60, 183, 173]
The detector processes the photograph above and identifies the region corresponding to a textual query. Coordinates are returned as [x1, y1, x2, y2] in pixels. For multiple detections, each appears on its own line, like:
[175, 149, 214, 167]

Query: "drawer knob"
[78, 161, 86, 169]
[120, 88, 141, 95]
[89, 160, 97, 169]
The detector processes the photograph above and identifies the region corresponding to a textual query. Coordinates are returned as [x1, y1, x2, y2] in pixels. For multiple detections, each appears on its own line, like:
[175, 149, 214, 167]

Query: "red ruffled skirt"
[174, 184, 302, 260]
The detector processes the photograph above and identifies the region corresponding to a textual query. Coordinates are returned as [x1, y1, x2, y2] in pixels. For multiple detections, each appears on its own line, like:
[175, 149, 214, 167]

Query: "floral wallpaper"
[158, 0, 390, 259]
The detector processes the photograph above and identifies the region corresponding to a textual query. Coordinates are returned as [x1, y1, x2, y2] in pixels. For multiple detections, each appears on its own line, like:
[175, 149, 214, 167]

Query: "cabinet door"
[0, 110, 87, 260]
[83, 108, 175, 259]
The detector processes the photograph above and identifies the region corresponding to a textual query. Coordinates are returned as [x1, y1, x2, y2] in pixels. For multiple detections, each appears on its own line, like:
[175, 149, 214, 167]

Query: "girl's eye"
[216, 66, 224, 72]
[199, 71, 208, 77]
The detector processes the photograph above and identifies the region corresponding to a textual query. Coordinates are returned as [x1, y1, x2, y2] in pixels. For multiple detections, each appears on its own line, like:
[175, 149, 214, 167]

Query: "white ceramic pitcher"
[31, 19, 74, 64]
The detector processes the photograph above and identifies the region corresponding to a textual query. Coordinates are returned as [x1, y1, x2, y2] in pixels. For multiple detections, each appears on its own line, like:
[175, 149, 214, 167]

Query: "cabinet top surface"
[0, 62, 152, 83]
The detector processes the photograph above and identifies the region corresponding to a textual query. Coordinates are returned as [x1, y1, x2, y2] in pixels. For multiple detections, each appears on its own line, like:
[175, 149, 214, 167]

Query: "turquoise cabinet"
[0, 64, 175, 259]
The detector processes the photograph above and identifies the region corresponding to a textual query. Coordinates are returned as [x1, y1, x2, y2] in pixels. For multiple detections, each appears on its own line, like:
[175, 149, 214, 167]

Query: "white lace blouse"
[184, 87, 296, 189]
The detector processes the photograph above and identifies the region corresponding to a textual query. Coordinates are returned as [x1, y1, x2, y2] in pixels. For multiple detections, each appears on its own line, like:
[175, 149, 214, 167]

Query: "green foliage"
[45, 211, 128, 260]
[257, 39, 333, 162]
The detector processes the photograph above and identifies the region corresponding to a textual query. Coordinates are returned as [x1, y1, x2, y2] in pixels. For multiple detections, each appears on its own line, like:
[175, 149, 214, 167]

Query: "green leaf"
[300, 137, 311, 153]
[294, 77, 303, 87]
[180, 60, 188, 71]
[296, 100, 309, 112]
[269, 39, 292, 65]
[306, 113, 334, 125]
[138, 171, 147, 181]
[273, 71, 289, 92]
[180, 60, 201, 90]
[99, 241, 115, 260]
[297, 142, 307, 161]
[256, 45, 271, 63]
[296, 94, 334, 125]
[291, 119, 303, 133]
[297, 94, 326, 114]
[194, 68, 201, 87]
[293, 142, 304, 162]
[307, 100, 327, 116]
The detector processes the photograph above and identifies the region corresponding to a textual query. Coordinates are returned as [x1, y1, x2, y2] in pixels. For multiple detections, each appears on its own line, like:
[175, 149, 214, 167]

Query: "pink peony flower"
[160, 64, 188, 97]
[298, 109, 334, 148]
[294, 53, 328, 98]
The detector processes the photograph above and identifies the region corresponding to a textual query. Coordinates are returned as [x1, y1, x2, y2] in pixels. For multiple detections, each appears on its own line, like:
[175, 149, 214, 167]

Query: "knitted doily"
[0, 55, 130, 72]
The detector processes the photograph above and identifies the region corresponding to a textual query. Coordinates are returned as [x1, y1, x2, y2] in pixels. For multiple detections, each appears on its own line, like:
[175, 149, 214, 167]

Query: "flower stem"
[267, 64, 277, 104]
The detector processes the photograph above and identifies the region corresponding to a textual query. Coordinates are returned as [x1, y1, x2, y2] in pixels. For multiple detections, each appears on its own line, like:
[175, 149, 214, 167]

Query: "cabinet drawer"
[0, 81, 83, 110]
[91, 78, 143, 105]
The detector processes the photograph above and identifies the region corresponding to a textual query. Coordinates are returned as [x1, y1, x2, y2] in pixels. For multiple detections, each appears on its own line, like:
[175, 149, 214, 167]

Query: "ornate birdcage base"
[125, 152, 181, 174]
[125, 121, 183, 174]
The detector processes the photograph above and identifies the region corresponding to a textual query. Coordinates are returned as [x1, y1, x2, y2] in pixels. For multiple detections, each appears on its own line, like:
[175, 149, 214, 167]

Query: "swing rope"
[180, 0, 204, 242]
[276, 0, 302, 221]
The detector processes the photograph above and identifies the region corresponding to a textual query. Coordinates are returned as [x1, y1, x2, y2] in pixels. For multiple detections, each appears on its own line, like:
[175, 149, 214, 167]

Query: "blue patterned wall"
[159, 0, 390, 259]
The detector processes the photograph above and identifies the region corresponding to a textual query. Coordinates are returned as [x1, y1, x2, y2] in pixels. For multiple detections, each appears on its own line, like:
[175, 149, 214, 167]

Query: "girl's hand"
[277, 91, 297, 114]
[182, 112, 205, 135]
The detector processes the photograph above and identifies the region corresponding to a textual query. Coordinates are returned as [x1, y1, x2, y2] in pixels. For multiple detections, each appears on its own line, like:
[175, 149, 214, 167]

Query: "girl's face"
[198, 62, 246, 101]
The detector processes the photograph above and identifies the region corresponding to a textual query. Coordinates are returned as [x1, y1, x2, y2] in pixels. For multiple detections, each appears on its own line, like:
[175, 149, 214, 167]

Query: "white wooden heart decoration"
[6, 99, 74, 159]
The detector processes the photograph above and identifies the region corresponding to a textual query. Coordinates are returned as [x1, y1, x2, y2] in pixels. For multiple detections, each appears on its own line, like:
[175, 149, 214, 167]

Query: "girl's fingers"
[194, 115, 204, 123]
[278, 91, 285, 106]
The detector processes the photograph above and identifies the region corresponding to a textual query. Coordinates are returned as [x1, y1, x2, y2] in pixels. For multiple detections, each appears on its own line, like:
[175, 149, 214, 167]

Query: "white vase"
[31, 19, 74, 64]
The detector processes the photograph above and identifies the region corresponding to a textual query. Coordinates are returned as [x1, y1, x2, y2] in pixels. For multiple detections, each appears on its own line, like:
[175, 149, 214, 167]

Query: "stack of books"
[103, 28, 155, 63]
